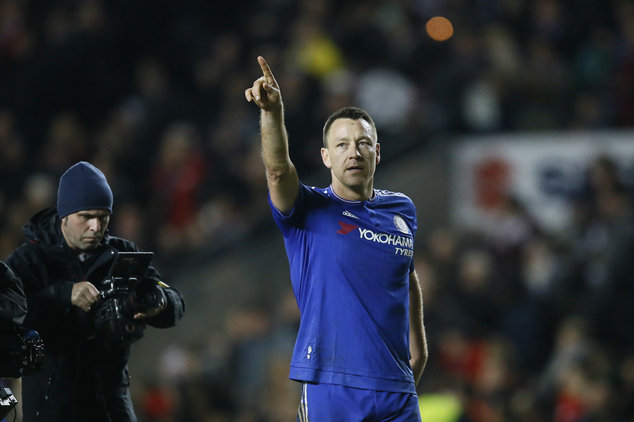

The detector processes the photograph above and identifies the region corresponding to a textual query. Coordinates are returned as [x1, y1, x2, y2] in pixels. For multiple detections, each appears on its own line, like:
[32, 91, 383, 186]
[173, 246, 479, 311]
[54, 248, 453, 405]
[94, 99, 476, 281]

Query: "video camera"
[0, 326, 44, 378]
[0, 327, 43, 421]
[93, 252, 165, 348]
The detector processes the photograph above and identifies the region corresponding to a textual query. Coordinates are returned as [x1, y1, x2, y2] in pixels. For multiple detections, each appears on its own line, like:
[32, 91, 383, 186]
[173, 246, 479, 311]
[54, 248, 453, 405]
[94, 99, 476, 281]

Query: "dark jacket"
[0, 261, 28, 378]
[0, 261, 27, 327]
[6, 208, 186, 422]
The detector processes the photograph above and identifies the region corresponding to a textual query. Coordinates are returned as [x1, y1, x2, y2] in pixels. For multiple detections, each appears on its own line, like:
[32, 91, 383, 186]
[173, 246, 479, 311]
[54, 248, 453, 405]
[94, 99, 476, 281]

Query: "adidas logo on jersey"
[343, 210, 359, 219]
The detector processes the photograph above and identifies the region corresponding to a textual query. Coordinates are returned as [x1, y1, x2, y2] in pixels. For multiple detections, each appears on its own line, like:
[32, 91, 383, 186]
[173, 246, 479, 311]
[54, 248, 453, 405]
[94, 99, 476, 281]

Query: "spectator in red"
[150, 122, 208, 251]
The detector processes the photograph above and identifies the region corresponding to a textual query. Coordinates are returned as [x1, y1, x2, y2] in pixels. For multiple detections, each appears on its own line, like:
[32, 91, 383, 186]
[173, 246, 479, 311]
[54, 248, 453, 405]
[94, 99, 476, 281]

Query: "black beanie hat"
[57, 161, 113, 218]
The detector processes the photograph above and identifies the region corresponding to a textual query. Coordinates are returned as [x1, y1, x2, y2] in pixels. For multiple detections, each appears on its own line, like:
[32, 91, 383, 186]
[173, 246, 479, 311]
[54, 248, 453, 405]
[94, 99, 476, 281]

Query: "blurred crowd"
[1, 0, 634, 421]
[413, 153, 634, 422]
[1, 0, 633, 264]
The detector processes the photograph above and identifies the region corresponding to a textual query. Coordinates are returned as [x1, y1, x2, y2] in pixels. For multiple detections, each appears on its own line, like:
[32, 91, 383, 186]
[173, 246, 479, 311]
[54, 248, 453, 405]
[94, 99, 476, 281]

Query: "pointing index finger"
[258, 56, 277, 87]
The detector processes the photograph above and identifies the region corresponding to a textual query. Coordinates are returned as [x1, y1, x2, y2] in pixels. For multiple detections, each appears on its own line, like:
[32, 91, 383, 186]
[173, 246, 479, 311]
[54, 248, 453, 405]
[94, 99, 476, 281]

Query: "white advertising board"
[451, 131, 634, 232]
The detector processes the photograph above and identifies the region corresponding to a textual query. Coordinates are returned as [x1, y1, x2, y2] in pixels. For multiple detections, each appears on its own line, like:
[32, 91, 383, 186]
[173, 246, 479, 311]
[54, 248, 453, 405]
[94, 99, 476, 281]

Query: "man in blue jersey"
[245, 56, 428, 421]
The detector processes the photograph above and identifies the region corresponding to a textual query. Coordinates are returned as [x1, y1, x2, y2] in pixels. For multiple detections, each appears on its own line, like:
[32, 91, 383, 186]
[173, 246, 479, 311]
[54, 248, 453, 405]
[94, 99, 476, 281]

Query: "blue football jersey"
[270, 183, 418, 393]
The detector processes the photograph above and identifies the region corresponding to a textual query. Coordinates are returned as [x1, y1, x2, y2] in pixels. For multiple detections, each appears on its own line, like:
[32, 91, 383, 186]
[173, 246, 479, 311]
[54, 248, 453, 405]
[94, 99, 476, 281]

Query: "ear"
[376, 143, 381, 165]
[321, 147, 332, 169]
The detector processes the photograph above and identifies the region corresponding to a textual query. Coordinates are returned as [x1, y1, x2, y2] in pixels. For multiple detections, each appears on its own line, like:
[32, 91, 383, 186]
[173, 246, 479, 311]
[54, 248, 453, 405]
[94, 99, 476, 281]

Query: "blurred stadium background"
[1, 0, 634, 421]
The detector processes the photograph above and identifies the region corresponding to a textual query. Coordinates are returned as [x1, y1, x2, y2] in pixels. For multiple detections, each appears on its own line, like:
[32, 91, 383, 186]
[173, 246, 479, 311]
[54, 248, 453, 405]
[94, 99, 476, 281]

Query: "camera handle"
[99, 277, 115, 300]
[99, 276, 138, 300]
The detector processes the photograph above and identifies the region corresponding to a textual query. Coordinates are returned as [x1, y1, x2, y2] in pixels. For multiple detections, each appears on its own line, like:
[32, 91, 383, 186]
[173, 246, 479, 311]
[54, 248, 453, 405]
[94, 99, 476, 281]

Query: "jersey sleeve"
[268, 183, 313, 238]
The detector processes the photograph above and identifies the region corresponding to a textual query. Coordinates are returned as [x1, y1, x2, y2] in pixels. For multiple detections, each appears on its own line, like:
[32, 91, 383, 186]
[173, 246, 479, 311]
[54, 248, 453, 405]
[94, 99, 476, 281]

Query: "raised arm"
[409, 269, 428, 385]
[245, 56, 299, 214]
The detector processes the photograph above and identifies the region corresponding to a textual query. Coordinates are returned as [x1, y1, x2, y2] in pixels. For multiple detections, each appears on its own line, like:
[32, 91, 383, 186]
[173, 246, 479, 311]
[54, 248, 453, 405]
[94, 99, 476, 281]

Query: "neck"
[331, 181, 374, 202]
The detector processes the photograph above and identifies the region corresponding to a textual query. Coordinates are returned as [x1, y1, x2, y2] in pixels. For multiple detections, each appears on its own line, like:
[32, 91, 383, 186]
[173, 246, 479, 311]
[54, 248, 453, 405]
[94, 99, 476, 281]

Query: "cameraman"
[0, 263, 26, 418]
[0, 261, 28, 381]
[6, 161, 186, 422]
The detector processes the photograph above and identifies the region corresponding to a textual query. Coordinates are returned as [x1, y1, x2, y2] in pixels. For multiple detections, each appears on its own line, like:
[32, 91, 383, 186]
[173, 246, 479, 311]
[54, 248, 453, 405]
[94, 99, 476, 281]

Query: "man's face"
[321, 118, 380, 199]
[61, 210, 111, 253]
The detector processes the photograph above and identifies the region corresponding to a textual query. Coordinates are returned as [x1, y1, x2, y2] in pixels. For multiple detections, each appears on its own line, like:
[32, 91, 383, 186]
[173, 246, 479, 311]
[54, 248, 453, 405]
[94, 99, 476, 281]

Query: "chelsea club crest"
[394, 215, 409, 234]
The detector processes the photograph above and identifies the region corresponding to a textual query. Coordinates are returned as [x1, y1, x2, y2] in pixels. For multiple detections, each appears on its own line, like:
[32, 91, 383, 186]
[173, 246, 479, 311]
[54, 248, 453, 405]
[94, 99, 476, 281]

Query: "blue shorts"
[296, 382, 421, 422]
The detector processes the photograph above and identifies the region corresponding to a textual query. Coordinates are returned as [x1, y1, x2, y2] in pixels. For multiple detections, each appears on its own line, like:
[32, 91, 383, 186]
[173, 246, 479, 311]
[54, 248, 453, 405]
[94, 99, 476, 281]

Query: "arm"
[0, 262, 27, 327]
[6, 246, 83, 339]
[245, 56, 299, 214]
[409, 269, 428, 385]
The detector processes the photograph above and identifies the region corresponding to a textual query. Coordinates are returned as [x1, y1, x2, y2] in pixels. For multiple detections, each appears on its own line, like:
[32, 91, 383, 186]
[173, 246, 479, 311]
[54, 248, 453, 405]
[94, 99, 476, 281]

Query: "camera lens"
[120, 278, 162, 317]
[133, 286, 159, 309]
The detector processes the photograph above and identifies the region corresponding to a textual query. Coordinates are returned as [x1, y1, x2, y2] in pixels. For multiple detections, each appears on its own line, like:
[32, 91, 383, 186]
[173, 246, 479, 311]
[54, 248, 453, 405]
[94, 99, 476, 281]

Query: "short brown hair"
[322, 107, 377, 147]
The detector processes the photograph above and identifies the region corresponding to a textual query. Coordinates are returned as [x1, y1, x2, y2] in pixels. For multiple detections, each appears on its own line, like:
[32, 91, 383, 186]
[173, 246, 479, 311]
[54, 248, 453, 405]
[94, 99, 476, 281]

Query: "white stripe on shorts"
[298, 382, 308, 422]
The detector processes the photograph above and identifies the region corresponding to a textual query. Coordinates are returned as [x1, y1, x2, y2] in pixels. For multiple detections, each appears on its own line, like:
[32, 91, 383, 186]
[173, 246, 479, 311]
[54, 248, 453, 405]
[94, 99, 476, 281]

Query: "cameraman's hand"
[71, 281, 100, 313]
[133, 297, 166, 320]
